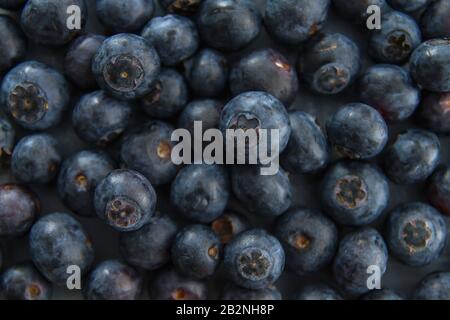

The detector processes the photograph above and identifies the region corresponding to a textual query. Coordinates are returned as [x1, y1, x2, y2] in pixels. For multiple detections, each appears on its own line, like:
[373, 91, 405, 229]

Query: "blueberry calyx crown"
[384, 31, 412, 61]
[9, 82, 48, 124]
[334, 175, 368, 209]
[237, 248, 272, 281]
[314, 63, 350, 95]
[104, 55, 144, 92]
[105, 196, 142, 229]
[402, 219, 432, 252]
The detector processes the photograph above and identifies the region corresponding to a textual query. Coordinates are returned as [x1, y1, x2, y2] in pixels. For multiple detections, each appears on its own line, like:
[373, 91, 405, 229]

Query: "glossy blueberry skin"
[96, 0, 154, 33]
[382, 129, 440, 184]
[120, 212, 178, 270]
[332, 0, 391, 24]
[149, 268, 207, 300]
[72, 91, 132, 146]
[120, 121, 179, 186]
[0, 264, 52, 300]
[420, 0, 450, 39]
[94, 169, 157, 232]
[327, 103, 388, 159]
[414, 272, 450, 300]
[386, 202, 447, 267]
[92, 33, 161, 100]
[410, 39, 450, 92]
[293, 284, 343, 300]
[183, 48, 228, 98]
[221, 283, 282, 300]
[0, 184, 40, 237]
[358, 64, 421, 122]
[265, 0, 330, 46]
[170, 164, 230, 223]
[298, 33, 360, 95]
[0, 0, 27, 10]
[139, 69, 189, 119]
[84, 260, 142, 300]
[387, 0, 429, 12]
[418, 92, 450, 135]
[64, 34, 106, 90]
[29, 212, 94, 285]
[274, 208, 338, 275]
[178, 99, 222, 136]
[0, 15, 26, 74]
[427, 165, 450, 216]
[57, 150, 116, 217]
[21, 0, 87, 46]
[224, 229, 285, 290]
[141, 14, 199, 67]
[172, 224, 221, 279]
[211, 211, 249, 244]
[230, 49, 299, 106]
[231, 165, 292, 217]
[160, 0, 203, 15]
[1, 61, 70, 130]
[369, 11, 421, 64]
[11, 134, 61, 185]
[321, 161, 389, 226]
[0, 117, 15, 165]
[333, 228, 388, 296]
[197, 0, 262, 52]
[361, 289, 403, 300]
[220, 91, 291, 155]
[281, 112, 329, 174]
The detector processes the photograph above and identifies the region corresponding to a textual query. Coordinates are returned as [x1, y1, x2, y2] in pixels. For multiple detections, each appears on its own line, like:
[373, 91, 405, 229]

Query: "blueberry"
[420, 0, 450, 39]
[427, 165, 450, 216]
[388, 0, 430, 12]
[92, 33, 161, 100]
[96, 0, 155, 33]
[197, 0, 262, 51]
[410, 39, 450, 92]
[0, 15, 26, 74]
[414, 272, 450, 300]
[120, 212, 178, 270]
[172, 224, 221, 279]
[321, 161, 389, 226]
[382, 129, 440, 184]
[1, 61, 70, 130]
[170, 164, 230, 223]
[220, 91, 291, 156]
[64, 34, 106, 90]
[21, 0, 87, 46]
[141, 14, 199, 67]
[177, 99, 222, 136]
[274, 207, 338, 275]
[94, 169, 157, 232]
[149, 268, 207, 300]
[72, 91, 132, 146]
[0, 0, 27, 10]
[231, 165, 292, 217]
[160, 0, 203, 15]
[333, 228, 388, 296]
[84, 260, 142, 300]
[358, 64, 421, 122]
[229, 49, 299, 106]
[361, 289, 403, 300]
[298, 33, 360, 95]
[332, 0, 391, 24]
[418, 92, 450, 134]
[221, 283, 282, 300]
[386, 202, 447, 267]
[183, 48, 228, 98]
[57, 150, 116, 217]
[369, 11, 421, 64]
[327, 103, 388, 159]
[264, 0, 330, 45]
[11, 134, 61, 185]
[139, 69, 189, 119]
[0, 184, 40, 237]
[211, 211, 249, 244]
[293, 284, 343, 300]
[281, 111, 329, 174]
[29, 212, 94, 285]
[224, 229, 285, 290]
[0, 264, 52, 300]
[0, 117, 15, 166]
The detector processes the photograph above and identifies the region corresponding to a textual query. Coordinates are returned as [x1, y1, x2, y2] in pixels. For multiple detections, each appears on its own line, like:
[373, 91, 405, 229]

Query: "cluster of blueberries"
[0, 0, 450, 300]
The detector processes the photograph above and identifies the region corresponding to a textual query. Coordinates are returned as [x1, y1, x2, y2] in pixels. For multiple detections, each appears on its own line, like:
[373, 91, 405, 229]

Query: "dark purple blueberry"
[0, 15, 26, 74]
[293, 284, 343, 300]
[159, 0, 203, 15]
[210, 211, 249, 244]
[0, 117, 15, 166]
[177, 99, 222, 136]
[149, 268, 207, 300]
[414, 272, 450, 300]
[427, 165, 450, 216]
[0, 0, 27, 10]
[332, 0, 391, 24]
[420, 0, 450, 39]
[221, 283, 282, 300]
[418, 92, 450, 134]
[387, 0, 430, 12]
[361, 289, 403, 300]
